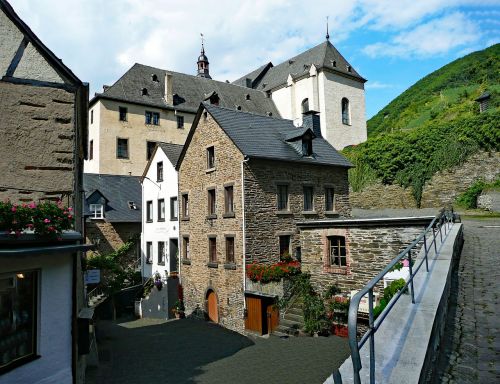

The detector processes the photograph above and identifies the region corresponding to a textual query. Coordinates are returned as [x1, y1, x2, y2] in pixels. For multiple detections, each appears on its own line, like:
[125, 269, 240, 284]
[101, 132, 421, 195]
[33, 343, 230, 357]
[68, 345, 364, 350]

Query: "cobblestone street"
[434, 217, 500, 383]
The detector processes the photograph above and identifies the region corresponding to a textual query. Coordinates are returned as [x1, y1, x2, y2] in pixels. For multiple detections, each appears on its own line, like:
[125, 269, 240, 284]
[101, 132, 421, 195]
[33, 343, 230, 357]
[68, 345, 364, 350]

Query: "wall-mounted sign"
[84, 269, 101, 285]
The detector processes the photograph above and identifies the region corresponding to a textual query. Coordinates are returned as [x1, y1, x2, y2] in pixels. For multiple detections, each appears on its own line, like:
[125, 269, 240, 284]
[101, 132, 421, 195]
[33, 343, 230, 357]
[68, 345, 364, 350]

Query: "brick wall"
[301, 225, 425, 295]
[350, 151, 500, 209]
[244, 159, 351, 264]
[178, 112, 245, 333]
[0, 82, 76, 205]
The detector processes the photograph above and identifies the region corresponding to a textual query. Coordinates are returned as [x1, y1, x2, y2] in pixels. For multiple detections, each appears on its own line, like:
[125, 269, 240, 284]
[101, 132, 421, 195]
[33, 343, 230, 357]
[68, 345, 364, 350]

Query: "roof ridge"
[203, 102, 290, 122]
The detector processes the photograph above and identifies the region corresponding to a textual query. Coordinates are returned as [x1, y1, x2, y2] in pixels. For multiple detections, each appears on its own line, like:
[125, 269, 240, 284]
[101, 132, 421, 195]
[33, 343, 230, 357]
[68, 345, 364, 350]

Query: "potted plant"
[153, 272, 163, 291]
[172, 299, 185, 319]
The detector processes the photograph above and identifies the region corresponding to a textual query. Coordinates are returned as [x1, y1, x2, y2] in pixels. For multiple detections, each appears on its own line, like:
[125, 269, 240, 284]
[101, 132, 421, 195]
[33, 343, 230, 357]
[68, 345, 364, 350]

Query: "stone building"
[83, 174, 142, 258]
[0, 1, 91, 382]
[176, 103, 352, 334]
[85, 37, 366, 176]
[140, 142, 183, 280]
[233, 38, 367, 150]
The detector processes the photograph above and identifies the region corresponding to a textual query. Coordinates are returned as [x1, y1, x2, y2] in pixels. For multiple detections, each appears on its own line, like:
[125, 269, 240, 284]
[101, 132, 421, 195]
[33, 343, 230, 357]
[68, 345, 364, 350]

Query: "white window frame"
[90, 204, 104, 219]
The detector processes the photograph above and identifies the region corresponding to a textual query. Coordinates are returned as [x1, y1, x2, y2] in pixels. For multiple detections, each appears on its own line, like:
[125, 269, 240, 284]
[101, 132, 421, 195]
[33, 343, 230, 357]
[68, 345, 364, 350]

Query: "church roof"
[234, 40, 366, 91]
[177, 103, 352, 170]
[90, 63, 279, 117]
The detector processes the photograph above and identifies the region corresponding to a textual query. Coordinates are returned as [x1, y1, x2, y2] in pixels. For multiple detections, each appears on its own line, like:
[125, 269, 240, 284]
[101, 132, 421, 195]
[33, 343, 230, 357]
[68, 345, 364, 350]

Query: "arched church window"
[301, 98, 309, 114]
[342, 98, 350, 125]
[142, 88, 148, 96]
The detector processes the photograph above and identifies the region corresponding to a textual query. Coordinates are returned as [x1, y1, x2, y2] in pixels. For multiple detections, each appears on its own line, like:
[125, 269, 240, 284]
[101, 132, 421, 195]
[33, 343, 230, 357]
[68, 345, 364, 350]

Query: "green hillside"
[344, 44, 500, 207]
[367, 43, 500, 137]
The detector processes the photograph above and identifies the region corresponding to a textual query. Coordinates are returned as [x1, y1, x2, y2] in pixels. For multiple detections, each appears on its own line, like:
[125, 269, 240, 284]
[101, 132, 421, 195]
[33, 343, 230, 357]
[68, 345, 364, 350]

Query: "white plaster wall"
[141, 148, 179, 280]
[1, 253, 73, 384]
[0, 11, 24, 76]
[84, 102, 101, 174]
[271, 85, 293, 122]
[320, 71, 367, 150]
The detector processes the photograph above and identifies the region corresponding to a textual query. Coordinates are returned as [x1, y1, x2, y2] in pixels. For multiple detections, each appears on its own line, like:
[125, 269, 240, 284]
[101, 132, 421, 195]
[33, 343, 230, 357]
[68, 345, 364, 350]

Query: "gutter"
[241, 156, 250, 311]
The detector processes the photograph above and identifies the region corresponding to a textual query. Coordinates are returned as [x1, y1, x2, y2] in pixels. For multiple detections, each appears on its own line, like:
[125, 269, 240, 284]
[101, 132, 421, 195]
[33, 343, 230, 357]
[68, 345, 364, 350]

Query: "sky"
[8, 0, 500, 118]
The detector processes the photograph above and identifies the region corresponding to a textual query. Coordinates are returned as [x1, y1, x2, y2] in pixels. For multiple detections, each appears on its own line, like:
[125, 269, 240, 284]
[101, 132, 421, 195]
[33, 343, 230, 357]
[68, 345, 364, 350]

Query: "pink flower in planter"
[44, 219, 51, 223]
[11, 206, 16, 212]
[67, 215, 73, 219]
[68, 207, 73, 211]
[402, 259, 410, 268]
[28, 202, 36, 209]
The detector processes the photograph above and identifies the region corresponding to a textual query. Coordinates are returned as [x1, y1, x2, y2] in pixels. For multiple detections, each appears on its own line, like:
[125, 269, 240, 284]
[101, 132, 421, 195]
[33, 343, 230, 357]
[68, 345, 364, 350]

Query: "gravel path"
[86, 318, 350, 384]
[433, 218, 500, 383]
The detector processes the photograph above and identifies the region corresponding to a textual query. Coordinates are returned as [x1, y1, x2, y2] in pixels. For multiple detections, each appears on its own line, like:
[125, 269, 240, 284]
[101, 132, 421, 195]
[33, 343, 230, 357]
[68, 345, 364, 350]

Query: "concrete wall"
[84, 99, 192, 176]
[350, 151, 500, 209]
[178, 111, 245, 333]
[301, 225, 425, 295]
[244, 159, 351, 265]
[141, 148, 179, 279]
[1, 253, 74, 384]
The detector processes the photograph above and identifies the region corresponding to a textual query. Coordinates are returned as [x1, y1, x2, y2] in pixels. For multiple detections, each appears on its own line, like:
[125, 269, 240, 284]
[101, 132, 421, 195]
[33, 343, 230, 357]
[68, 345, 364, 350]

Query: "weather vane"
[326, 16, 330, 41]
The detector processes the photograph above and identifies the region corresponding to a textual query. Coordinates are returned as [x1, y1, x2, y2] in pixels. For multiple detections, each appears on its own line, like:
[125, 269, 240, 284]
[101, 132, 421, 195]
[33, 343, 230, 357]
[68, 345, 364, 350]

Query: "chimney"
[245, 78, 252, 88]
[165, 73, 173, 104]
[302, 110, 321, 137]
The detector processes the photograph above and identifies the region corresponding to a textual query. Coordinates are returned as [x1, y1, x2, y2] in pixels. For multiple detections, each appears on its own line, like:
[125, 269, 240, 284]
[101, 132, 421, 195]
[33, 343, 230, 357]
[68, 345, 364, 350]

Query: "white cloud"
[363, 12, 481, 58]
[366, 81, 394, 89]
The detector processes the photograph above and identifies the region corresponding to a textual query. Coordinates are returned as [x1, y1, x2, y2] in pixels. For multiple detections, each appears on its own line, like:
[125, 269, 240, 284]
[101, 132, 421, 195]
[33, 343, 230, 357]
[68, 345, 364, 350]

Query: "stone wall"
[0, 82, 76, 204]
[301, 224, 426, 295]
[244, 159, 351, 264]
[85, 221, 141, 255]
[178, 111, 245, 333]
[350, 151, 500, 209]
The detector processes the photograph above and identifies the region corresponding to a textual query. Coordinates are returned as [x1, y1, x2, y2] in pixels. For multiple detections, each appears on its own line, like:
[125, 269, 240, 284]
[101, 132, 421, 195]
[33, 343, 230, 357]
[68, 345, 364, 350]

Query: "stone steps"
[273, 298, 304, 337]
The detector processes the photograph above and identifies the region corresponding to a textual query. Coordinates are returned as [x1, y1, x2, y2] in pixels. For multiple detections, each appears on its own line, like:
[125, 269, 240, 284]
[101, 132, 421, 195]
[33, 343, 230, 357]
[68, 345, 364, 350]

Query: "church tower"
[197, 34, 211, 79]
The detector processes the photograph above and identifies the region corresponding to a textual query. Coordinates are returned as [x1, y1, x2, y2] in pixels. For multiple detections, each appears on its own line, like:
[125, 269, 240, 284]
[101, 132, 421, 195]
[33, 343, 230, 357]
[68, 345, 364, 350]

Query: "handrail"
[333, 208, 455, 384]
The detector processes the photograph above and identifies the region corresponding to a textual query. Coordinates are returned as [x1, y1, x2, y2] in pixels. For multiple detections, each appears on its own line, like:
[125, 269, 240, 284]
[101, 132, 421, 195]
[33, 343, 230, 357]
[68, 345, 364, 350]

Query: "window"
[152, 112, 160, 125]
[142, 88, 148, 96]
[0, 270, 38, 372]
[90, 109, 93, 124]
[170, 197, 178, 220]
[158, 199, 165, 221]
[279, 235, 291, 260]
[146, 242, 153, 264]
[89, 140, 93, 160]
[329, 236, 347, 267]
[303, 186, 314, 211]
[151, 74, 158, 82]
[224, 185, 234, 214]
[116, 138, 129, 159]
[325, 187, 335, 211]
[301, 98, 309, 113]
[226, 237, 235, 264]
[302, 136, 312, 156]
[177, 115, 184, 129]
[182, 193, 189, 219]
[209, 237, 217, 263]
[146, 201, 153, 222]
[208, 189, 216, 217]
[158, 242, 165, 265]
[157, 161, 163, 182]
[207, 146, 215, 169]
[89, 203, 103, 219]
[145, 111, 152, 124]
[277, 184, 289, 211]
[341, 98, 350, 125]
[182, 237, 190, 260]
[119, 106, 127, 121]
[147, 141, 156, 160]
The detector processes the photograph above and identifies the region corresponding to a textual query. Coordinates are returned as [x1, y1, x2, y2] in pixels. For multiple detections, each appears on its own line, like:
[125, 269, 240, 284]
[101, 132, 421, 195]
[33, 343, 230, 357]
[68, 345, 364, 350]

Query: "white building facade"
[140, 143, 183, 280]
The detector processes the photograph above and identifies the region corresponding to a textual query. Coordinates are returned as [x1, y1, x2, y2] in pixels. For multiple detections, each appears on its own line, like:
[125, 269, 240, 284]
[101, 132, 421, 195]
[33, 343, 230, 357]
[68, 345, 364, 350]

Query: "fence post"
[423, 234, 429, 272]
[433, 226, 437, 253]
[408, 249, 415, 304]
[369, 288, 375, 384]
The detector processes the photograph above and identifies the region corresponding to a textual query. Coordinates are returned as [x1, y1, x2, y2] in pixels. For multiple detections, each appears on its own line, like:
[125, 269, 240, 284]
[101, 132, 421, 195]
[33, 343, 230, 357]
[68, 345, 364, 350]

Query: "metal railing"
[87, 285, 105, 307]
[333, 209, 455, 384]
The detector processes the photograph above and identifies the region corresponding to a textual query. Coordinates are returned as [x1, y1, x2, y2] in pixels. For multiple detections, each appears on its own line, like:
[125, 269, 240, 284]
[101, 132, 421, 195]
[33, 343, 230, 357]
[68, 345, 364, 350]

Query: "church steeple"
[197, 33, 211, 79]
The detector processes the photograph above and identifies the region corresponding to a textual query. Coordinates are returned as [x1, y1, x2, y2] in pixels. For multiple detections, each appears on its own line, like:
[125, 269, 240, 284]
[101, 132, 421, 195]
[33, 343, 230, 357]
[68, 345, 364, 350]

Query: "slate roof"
[234, 40, 366, 91]
[178, 103, 352, 169]
[83, 174, 142, 222]
[90, 63, 279, 117]
[158, 142, 183, 168]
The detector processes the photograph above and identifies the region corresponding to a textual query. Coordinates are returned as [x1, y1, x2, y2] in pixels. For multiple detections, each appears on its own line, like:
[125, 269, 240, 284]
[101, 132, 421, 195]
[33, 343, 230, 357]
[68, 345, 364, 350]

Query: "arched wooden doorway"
[206, 290, 218, 323]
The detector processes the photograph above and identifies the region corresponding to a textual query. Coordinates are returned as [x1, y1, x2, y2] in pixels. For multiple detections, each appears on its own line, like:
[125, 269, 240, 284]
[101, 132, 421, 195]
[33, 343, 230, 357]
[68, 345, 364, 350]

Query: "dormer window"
[90, 204, 104, 219]
[301, 98, 309, 114]
[128, 201, 137, 210]
[302, 136, 313, 156]
[141, 88, 148, 96]
[245, 94, 250, 100]
[151, 74, 158, 82]
[346, 65, 351, 73]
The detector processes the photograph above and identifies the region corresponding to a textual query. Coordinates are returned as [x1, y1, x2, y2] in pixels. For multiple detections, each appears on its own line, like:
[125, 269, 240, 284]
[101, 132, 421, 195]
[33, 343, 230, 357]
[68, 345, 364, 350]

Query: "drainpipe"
[241, 156, 250, 312]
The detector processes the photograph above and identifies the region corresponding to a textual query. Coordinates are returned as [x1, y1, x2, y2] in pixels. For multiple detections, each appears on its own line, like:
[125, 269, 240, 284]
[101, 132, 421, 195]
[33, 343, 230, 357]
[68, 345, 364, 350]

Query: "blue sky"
[8, 0, 500, 118]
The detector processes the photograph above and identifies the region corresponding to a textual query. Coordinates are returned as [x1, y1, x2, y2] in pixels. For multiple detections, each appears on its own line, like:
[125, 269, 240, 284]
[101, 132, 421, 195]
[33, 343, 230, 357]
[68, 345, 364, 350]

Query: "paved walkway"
[86, 317, 350, 384]
[434, 217, 500, 383]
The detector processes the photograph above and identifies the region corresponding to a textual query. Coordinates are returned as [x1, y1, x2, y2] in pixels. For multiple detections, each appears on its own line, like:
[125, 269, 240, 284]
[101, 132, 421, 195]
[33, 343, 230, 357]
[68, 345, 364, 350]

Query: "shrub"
[372, 278, 407, 319]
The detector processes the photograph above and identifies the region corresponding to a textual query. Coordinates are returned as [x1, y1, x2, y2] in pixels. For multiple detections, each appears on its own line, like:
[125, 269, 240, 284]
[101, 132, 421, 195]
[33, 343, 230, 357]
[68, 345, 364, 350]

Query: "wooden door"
[266, 304, 279, 333]
[207, 291, 218, 323]
[245, 296, 262, 333]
